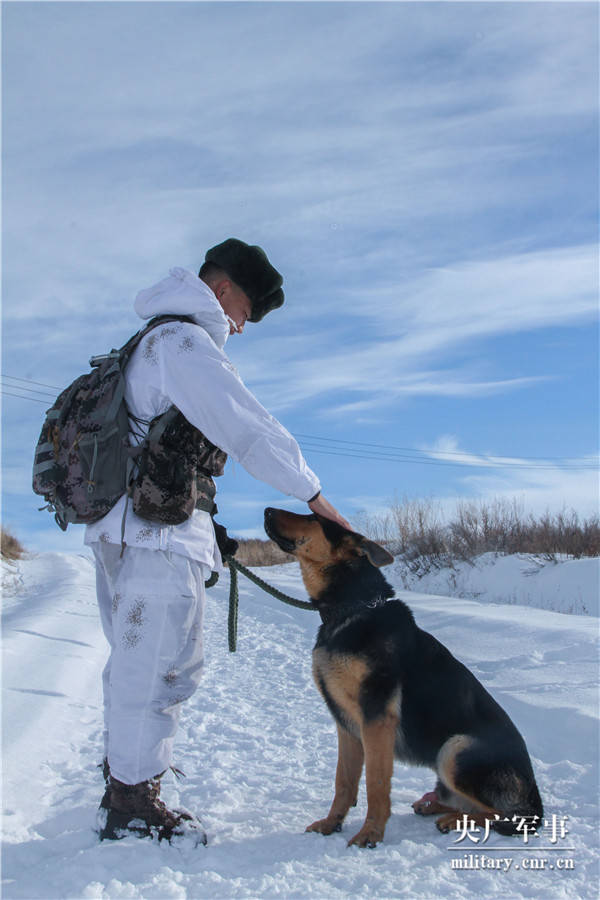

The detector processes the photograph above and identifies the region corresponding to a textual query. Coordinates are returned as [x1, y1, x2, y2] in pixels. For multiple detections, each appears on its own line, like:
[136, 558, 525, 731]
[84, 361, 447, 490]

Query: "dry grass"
[233, 538, 295, 567]
[353, 497, 600, 572]
[1, 527, 26, 561]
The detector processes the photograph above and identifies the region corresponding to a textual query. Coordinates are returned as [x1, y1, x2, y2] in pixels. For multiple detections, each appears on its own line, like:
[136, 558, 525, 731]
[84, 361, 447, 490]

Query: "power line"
[1, 390, 50, 405]
[1, 374, 61, 393]
[2, 374, 598, 471]
[1, 375, 58, 405]
[294, 432, 596, 464]
[1, 373, 592, 461]
[298, 442, 598, 471]
[1, 385, 56, 401]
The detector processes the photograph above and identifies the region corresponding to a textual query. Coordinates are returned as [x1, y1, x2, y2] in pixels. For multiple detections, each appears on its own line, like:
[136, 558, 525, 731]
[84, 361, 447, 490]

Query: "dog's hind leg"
[434, 735, 504, 834]
[347, 712, 397, 848]
[440, 736, 543, 835]
[306, 725, 364, 837]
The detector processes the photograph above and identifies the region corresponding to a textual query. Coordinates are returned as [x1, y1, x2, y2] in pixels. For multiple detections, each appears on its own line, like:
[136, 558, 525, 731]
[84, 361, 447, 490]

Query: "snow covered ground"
[394, 552, 600, 617]
[1, 551, 599, 899]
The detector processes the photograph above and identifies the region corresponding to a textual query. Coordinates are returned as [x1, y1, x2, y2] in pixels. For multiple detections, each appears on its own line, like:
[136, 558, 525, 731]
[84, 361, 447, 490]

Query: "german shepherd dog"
[264, 508, 543, 848]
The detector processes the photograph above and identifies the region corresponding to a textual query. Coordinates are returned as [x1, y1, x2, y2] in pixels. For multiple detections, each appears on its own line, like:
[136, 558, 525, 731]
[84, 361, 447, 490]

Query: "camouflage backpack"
[32, 315, 196, 531]
[130, 405, 227, 526]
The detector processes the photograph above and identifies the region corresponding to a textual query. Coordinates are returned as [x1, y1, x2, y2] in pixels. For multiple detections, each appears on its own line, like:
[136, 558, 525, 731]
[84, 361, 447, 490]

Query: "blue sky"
[2, 0, 598, 551]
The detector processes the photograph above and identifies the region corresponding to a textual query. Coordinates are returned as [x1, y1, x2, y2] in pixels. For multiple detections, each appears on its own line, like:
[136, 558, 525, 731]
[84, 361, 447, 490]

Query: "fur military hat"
[204, 238, 284, 323]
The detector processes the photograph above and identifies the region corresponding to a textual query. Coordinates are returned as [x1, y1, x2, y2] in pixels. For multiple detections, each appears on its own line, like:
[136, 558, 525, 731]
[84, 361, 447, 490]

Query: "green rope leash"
[222, 555, 316, 652]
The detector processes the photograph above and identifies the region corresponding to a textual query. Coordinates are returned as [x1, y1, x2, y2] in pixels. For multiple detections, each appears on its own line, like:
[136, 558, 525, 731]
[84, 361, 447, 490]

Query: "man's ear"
[213, 276, 232, 302]
[357, 536, 394, 568]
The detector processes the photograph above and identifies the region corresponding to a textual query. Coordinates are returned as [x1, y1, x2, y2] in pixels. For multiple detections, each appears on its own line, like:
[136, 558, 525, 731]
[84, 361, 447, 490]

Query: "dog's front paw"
[347, 822, 384, 848]
[306, 817, 342, 836]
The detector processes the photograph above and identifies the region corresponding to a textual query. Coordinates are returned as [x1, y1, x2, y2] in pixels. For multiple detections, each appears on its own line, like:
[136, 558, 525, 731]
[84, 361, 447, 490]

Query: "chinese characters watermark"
[451, 813, 569, 845]
[447, 814, 575, 873]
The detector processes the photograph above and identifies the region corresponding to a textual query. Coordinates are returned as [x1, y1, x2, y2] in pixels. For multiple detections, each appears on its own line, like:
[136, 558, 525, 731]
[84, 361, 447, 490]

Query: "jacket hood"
[134, 267, 230, 349]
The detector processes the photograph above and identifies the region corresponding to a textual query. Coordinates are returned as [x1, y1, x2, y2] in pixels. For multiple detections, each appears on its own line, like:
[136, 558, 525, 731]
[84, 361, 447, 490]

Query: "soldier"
[86, 239, 349, 844]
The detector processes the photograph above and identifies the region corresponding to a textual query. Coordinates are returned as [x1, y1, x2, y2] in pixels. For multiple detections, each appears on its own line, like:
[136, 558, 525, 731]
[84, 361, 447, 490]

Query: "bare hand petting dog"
[308, 493, 352, 530]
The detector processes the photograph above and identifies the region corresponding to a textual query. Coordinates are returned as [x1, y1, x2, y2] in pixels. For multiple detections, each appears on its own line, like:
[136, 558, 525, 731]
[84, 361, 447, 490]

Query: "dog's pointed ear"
[318, 515, 352, 546]
[357, 536, 394, 568]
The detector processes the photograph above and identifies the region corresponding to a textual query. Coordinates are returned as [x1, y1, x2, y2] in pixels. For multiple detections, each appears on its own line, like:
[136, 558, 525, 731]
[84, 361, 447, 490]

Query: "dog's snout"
[264, 507, 282, 542]
[263, 507, 301, 554]
[264, 507, 278, 536]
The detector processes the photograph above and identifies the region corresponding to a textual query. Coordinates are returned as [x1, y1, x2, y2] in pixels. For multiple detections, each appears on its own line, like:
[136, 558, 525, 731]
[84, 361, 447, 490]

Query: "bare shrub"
[385, 497, 451, 573]
[233, 538, 295, 567]
[448, 498, 528, 558]
[352, 509, 396, 546]
[355, 497, 600, 568]
[516, 509, 600, 559]
[1, 527, 25, 561]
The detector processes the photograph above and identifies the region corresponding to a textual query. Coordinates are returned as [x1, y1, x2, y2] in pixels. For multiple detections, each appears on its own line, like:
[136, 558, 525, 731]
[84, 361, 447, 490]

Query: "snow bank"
[1, 552, 598, 899]
[394, 553, 600, 616]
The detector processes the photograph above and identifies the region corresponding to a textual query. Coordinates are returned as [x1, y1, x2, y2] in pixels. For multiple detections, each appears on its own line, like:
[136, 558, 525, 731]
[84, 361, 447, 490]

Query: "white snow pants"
[92, 542, 209, 785]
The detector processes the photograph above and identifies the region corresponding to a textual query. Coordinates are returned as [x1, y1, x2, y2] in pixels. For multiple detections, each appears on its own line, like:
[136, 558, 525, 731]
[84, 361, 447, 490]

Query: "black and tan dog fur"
[264, 507, 543, 848]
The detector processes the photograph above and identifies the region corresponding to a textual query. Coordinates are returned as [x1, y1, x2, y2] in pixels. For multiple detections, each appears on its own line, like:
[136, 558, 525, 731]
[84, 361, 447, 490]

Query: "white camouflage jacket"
[85, 268, 320, 569]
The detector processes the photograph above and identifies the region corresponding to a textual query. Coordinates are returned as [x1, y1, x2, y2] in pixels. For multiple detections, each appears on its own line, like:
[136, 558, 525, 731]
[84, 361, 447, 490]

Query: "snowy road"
[1, 552, 598, 899]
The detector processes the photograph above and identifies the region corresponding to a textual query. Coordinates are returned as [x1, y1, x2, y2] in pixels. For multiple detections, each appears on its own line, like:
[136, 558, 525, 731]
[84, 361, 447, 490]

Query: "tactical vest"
[130, 405, 227, 526]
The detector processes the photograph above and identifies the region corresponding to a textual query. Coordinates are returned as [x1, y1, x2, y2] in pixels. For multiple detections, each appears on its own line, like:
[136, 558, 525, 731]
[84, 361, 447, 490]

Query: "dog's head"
[264, 507, 394, 603]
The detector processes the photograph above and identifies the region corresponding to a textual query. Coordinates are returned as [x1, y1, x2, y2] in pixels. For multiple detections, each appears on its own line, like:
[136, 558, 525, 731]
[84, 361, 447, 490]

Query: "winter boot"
[97, 772, 207, 845]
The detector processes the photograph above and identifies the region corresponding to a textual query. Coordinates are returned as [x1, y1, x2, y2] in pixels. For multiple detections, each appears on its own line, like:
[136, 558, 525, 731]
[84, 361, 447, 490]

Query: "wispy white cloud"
[343, 464, 600, 528]
[4, 3, 597, 327]
[458, 467, 600, 521]
[423, 435, 600, 518]
[424, 433, 599, 471]
[390, 245, 598, 346]
[321, 375, 551, 418]
[234, 242, 597, 413]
